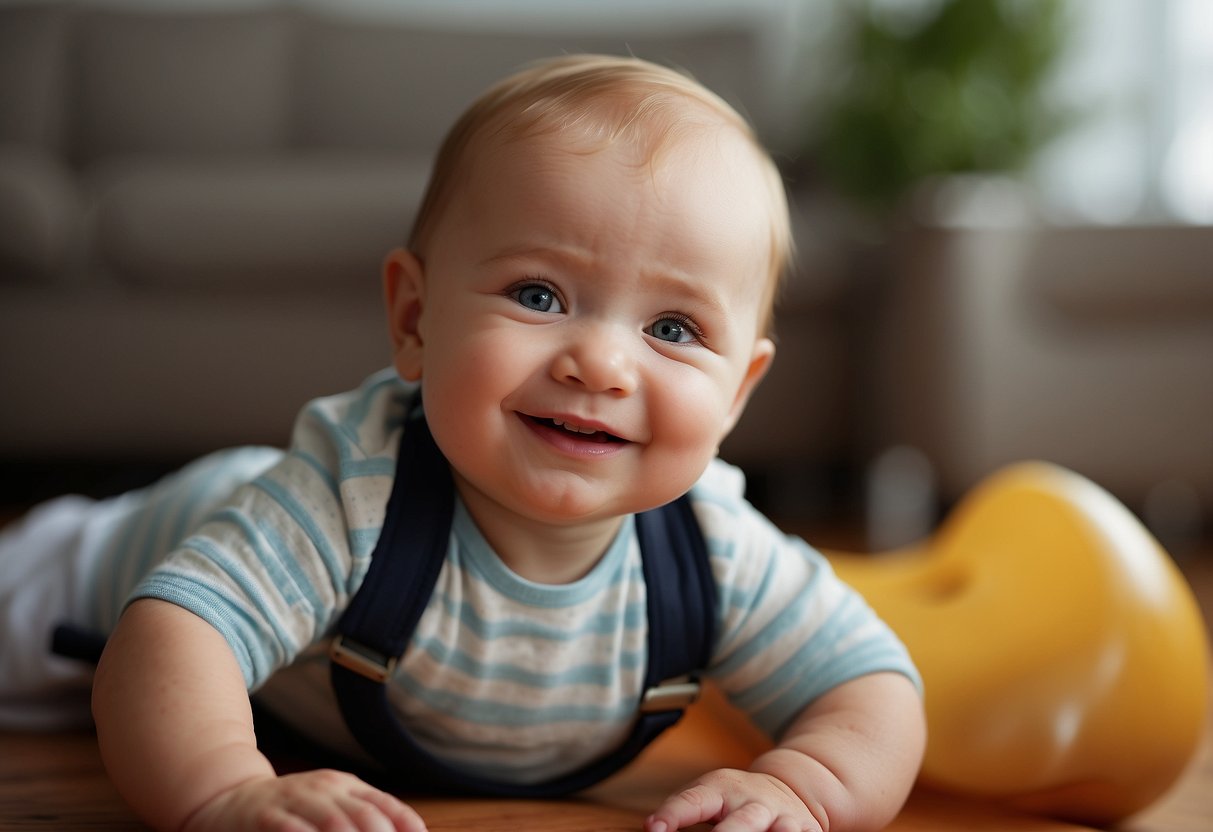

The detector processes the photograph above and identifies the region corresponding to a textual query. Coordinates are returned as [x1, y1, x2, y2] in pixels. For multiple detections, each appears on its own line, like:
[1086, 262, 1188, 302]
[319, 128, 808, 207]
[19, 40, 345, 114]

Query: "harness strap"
[329, 402, 717, 796]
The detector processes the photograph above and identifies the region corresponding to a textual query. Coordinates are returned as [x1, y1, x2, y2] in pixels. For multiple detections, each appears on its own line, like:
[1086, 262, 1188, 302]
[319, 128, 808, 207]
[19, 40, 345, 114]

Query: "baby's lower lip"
[519, 415, 629, 456]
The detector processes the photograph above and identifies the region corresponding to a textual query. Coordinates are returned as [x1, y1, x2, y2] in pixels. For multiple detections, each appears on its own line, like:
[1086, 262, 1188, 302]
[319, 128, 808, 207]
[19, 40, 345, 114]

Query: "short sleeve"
[692, 459, 922, 737]
[128, 371, 410, 689]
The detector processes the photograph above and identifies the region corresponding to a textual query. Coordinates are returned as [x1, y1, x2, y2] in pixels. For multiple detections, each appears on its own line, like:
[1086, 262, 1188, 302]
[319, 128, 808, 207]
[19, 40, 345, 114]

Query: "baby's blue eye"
[513, 284, 562, 313]
[649, 317, 695, 343]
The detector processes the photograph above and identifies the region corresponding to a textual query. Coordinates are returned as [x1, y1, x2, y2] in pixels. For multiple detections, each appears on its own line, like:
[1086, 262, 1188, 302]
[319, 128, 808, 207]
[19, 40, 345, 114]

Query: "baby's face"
[404, 128, 775, 529]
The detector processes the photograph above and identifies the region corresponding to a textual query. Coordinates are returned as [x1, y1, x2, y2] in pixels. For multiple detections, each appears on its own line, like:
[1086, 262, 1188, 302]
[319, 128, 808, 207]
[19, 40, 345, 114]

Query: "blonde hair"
[408, 54, 792, 335]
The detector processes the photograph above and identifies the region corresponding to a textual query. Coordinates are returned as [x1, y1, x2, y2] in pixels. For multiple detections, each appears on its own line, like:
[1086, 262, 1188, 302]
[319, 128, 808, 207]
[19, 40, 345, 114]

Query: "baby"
[0, 55, 925, 831]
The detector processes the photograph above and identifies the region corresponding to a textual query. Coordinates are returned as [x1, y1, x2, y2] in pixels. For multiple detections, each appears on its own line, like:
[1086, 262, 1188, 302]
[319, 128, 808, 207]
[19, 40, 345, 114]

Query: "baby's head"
[386, 54, 792, 528]
[407, 54, 791, 336]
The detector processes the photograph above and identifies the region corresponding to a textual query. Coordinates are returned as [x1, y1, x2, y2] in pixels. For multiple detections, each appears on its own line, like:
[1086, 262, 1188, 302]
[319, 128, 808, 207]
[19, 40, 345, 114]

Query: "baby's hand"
[182, 769, 426, 832]
[646, 768, 822, 832]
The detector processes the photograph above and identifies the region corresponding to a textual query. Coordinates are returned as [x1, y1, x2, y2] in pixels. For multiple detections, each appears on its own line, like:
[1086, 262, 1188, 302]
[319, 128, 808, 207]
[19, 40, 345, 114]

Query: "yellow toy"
[826, 461, 1209, 825]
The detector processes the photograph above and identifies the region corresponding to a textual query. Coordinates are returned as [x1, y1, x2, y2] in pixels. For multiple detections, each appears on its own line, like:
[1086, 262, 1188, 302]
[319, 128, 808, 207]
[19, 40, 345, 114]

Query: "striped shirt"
[107, 369, 918, 784]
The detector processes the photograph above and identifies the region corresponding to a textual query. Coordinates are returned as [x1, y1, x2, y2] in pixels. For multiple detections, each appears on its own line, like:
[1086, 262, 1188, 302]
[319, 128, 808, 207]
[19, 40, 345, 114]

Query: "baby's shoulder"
[291, 370, 415, 464]
[687, 458, 809, 571]
[686, 460, 840, 629]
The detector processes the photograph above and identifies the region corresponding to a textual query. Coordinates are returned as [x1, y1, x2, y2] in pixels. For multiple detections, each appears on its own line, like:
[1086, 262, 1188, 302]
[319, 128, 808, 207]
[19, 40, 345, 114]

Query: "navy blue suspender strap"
[329, 402, 717, 796]
[329, 404, 456, 689]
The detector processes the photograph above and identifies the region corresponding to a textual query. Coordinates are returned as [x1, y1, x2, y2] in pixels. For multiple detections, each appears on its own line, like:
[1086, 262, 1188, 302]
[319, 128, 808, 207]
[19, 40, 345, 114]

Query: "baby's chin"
[550, 485, 704, 527]
[502, 477, 695, 527]
[448, 450, 712, 528]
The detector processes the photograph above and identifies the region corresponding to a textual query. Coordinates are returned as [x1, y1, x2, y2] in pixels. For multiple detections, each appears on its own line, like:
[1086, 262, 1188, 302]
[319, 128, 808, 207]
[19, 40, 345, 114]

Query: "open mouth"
[528, 416, 627, 444]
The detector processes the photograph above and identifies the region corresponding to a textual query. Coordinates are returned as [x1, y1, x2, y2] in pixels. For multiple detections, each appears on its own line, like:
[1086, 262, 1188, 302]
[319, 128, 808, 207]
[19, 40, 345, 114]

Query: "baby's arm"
[92, 598, 426, 832]
[646, 671, 925, 832]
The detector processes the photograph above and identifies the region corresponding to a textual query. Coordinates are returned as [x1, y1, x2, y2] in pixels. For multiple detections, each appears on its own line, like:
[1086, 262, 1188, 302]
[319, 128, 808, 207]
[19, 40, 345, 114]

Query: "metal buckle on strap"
[330, 636, 397, 683]
[639, 674, 701, 714]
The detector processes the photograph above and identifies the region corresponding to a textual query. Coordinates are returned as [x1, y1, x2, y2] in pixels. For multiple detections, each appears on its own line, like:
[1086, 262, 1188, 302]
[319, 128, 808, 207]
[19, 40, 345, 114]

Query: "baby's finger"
[325, 795, 391, 832]
[646, 783, 727, 831]
[715, 803, 822, 832]
[350, 787, 428, 832]
[709, 801, 776, 832]
[273, 780, 392, 832]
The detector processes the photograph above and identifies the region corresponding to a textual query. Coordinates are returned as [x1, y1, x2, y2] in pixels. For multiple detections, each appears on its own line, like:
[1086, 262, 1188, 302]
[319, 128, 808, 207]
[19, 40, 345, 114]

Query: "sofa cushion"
[0, 145, 82, 283]
[90, 155, 431, 291]
[0, 288, 390, 457]
[0, 3, 71, 151]
[75, 8, 294, 161]
[294, 17, 763, 154]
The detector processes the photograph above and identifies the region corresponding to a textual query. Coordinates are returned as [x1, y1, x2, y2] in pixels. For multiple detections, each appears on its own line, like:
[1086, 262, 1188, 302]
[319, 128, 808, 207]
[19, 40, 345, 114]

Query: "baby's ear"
[383, 248, 426, 380]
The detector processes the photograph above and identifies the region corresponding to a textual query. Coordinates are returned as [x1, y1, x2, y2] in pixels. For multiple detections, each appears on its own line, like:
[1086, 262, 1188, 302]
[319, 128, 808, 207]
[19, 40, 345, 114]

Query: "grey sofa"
[0, 1, 855, 495]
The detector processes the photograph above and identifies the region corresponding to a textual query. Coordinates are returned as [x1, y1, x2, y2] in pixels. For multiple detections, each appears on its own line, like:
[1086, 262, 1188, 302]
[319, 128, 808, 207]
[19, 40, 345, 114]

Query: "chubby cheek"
[419, 327, 527, 447]
[643, 367, 735, 486]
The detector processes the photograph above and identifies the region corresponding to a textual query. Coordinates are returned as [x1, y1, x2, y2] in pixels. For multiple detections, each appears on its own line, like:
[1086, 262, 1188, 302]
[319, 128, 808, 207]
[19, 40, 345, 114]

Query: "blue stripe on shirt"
[254, 516, 329, 619]
[430, 588, 646, 642]
[394, 672, 638, 727]
[710, 545, 815, 673]
[203, 508, 308, 611]
[412, 636, 644, 689]
[176, 535, 300, 665]
[252, 475, 347, 595]
[753, 636, 920, 737]
[341, 457, 396, 479]
[294, 450, 341, 497]
[723, 593, 862, 713]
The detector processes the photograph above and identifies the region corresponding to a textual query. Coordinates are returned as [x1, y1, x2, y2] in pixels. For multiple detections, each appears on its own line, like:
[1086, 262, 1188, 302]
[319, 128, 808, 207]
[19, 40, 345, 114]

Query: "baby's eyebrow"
[478, 243, 591, 270]
[640, 268, 728, 318]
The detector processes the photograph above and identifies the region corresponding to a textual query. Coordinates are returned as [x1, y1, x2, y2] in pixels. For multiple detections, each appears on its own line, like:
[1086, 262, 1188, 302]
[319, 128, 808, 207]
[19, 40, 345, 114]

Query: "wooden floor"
[0, 687, 1113, 832]
[1, 672, 1208, 832]
[1, 508, 1210, 831]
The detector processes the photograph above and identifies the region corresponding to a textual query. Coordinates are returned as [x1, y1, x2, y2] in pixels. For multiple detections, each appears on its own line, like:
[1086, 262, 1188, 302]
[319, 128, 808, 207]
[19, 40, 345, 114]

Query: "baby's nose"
[550, 326, 638, 395]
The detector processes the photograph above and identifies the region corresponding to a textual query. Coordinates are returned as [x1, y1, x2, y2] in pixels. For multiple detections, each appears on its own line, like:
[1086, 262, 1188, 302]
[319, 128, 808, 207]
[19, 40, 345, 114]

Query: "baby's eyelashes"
[647, 315, 701, 345]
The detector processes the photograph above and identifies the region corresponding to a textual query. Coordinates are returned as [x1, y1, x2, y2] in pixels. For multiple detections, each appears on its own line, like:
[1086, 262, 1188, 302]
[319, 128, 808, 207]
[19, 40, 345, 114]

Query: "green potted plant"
[809, 0, 1072, 219]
